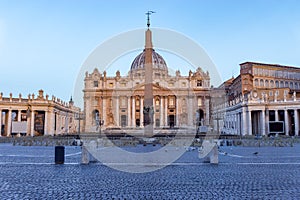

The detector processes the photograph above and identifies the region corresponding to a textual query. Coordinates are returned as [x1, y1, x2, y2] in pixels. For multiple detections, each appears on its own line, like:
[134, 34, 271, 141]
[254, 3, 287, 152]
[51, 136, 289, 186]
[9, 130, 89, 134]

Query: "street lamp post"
[75, 110, 84, 135]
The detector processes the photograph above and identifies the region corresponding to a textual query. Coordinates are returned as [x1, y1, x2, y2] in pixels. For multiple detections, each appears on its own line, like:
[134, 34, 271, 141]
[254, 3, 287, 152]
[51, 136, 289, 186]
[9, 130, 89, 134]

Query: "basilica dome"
[130, 49, 168, 71]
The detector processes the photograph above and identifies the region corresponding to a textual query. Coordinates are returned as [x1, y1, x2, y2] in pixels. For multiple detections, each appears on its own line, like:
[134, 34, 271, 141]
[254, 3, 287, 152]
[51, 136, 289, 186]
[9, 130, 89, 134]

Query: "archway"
[92, 110, 100, 126]
[121, 115, 127, 127]
[168, 115, 175, 128]
[196, 109, 204, 126]
[136, 119, 140, 127]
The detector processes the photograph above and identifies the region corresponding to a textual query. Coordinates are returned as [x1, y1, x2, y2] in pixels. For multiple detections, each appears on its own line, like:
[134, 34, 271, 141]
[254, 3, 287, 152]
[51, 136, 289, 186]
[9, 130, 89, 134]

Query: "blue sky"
[0, 0, 300, 108]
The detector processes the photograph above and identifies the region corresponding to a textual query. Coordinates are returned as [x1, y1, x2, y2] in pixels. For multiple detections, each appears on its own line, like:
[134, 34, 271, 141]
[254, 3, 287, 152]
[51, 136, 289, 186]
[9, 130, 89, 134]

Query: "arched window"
[254, 79, 258, 86]
[155, 98, 160, 106]
[265, 80, 269, 88]
[275, 81, 279, 88]
[295, 82, 298, 89]
[280, 81, 284, 88]
[285, 81, 289, 87]
[92, 110, 100, 125]
[290, 82, 294, 89]
[270, 80, 274, 88]
[260, 79, 264, 87]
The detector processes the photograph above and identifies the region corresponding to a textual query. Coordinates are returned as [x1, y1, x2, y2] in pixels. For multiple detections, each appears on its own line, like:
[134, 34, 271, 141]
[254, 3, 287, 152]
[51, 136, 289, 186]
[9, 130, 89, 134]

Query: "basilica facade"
[83, 27, 211, 133]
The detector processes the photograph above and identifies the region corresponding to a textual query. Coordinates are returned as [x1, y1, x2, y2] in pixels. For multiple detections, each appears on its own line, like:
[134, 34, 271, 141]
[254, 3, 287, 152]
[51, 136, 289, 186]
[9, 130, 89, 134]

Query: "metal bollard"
[55, 146, 65, 164]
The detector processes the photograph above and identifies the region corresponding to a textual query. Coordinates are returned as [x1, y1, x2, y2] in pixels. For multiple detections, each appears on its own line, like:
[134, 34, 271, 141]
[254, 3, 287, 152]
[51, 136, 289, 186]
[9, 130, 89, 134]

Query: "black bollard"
[55, 146, 65, 164]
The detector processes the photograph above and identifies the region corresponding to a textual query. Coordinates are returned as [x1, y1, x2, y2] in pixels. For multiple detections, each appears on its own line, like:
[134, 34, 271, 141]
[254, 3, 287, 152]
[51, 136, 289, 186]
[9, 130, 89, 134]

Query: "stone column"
[164, 96, 168, 127]
[127, 96, 131, 127]
[56, 113, 60, 135]
[248, 110, 252, 135]
[284, 109, 289, 136]
[176, 96, 179, 127]
[187, 96, 193, 127]
[265, 109, 270, 135]
[237, 113, 241, 135]
[116, 96, 119, 126]
[295, 109, 299, 136]
[132, 97, 135, 127]
[65, 113, 68, 134]
[275, 110, 279, 121]
[140, 97, 144, 127]
[7, 109, 12, 137]
[233, 114, 236, 134]
[153, 98, 156, 127]
[49, 111, 55, 136]
[242, 108, 247, 135]
[31, 110, 35, 136]
[261, 110, 266, 136]
[17, 110, 21, 122]
[0, 109, 2, 136]
[160, 97, 163, 127]
[205, 98, 210, 126]
[44, 111, 48, 135]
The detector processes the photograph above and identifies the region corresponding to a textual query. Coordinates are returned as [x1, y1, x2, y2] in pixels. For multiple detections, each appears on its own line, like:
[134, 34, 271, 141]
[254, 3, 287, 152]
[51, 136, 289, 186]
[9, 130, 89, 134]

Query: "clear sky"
[1, 0, 300, 108]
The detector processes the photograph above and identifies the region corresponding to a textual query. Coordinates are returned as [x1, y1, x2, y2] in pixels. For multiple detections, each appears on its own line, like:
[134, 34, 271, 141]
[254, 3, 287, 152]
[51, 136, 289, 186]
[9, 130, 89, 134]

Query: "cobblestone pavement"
[0, 144, 299, 199]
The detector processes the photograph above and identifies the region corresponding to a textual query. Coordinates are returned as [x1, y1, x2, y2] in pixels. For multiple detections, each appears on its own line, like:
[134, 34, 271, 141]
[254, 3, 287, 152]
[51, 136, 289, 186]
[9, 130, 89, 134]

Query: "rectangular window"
[253, 68, 257, 75]
[94, 81, 98, 87]
[269, 91, 273, 96]
[197, 80, 202, 87]
[169, 98, 174, 106]
[121, 98, 126, 107]
[155, 99, 160, 106]
[197, 97, 202, 106]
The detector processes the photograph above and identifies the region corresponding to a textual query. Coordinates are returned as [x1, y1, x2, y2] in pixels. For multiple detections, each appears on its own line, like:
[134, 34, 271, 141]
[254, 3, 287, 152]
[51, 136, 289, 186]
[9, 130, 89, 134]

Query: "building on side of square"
[83, 26, 211, 133]
[0, 89, 81, 137]
[212, 62, 300, 136]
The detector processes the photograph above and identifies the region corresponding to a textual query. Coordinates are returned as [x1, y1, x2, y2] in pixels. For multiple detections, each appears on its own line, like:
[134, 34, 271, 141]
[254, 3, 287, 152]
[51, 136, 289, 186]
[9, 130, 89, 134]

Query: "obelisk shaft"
[144, 29, 154, 136]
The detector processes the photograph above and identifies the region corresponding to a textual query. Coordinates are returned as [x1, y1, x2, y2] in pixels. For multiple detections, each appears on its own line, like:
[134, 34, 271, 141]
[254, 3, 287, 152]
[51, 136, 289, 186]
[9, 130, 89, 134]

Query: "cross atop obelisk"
[146, 11, 155, 28]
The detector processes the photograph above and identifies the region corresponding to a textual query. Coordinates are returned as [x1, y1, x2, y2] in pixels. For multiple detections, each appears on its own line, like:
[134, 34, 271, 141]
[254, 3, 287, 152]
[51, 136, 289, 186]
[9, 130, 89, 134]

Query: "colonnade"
[0, 108, 77, 137]
[222, 107, 299, 136]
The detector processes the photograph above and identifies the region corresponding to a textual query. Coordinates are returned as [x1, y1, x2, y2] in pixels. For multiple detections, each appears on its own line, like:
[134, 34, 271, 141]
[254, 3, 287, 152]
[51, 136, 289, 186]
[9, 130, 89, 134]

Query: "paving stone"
[0, 143, 300, 199]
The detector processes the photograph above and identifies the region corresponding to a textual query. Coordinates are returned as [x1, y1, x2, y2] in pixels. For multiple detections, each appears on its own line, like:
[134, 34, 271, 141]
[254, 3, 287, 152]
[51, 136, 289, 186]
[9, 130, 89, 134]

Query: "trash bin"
[55, 146, 65, 164]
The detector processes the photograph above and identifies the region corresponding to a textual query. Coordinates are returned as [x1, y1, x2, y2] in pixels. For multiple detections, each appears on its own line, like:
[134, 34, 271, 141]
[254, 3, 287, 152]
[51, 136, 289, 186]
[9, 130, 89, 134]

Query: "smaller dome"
[130, 49, 167, 71]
